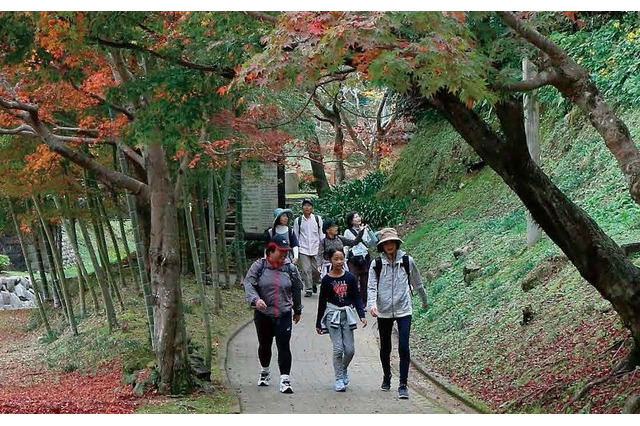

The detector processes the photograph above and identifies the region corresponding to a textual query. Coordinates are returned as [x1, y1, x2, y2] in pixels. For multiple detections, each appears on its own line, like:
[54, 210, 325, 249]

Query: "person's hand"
[316, 327, 323, 335]
[369, 307, 379, 318]
[293, 313, 301, 324]
[255, 299, 267, 310]
[422, 301, 428, 310]
[292, 257, 299, 265]
[360, 318, 367, 328]
[317, 266, 322, 273]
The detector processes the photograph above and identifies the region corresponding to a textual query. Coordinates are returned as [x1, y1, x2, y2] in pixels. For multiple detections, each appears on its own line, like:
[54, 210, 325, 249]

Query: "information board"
[241, 162, 280, 234]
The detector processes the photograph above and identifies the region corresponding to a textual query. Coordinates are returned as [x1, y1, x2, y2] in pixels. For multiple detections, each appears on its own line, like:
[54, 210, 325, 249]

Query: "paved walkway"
[225, 296, 478, 414]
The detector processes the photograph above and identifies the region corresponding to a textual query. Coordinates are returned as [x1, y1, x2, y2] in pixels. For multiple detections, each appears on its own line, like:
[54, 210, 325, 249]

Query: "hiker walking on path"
[242, 234, 303, 394]
[368, 228, 428, 400]
[317, 218, 365, 279]
[344, 211, 377, 306]
[266, 208, 299, 265]
[315, 248, 367, 392]
[293, 198, 323, 298]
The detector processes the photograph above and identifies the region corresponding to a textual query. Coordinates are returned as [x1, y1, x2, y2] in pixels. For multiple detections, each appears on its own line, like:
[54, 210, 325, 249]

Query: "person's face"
[326, 225, 339, 237]
[352, 213, 362, 227]
[382, 240, 398, 256]
[270, 247, 288, 263]
[278, 214, 289, 226]
[330, 250, 345, 268]
[302, 203, 313, 215]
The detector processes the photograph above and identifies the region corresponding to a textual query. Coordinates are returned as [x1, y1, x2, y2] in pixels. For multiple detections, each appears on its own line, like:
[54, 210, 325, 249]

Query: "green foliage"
[312, 171, 409, 230]
[0, 254, 10, 272]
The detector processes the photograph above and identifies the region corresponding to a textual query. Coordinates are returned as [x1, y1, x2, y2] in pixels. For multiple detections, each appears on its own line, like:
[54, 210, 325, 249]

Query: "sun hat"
[376, 227, 403, 250]
[272, 208, 293, 228]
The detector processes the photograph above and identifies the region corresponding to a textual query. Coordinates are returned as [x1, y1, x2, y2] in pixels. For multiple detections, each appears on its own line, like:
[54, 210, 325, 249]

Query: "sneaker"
[381, 375, 391, 391]
[334, 378, 346, 392]
[279, 375, 293, 394]
[312, 284, 318, 293]
[305, 291, 312, 298]
[342, 369, 350, 386]
[398, 384, 409, 399]
[258, 369, 270, 386]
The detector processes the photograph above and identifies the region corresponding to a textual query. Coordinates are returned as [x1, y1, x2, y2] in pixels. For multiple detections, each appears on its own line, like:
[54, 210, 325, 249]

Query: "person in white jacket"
[367, 228, 428, 400]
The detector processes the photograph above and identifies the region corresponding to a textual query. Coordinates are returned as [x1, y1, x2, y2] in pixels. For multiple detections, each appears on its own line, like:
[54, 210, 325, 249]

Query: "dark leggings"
[254, 310, 293, 375]
[348, 256, 370, 305]
[377, 315, 412, 384]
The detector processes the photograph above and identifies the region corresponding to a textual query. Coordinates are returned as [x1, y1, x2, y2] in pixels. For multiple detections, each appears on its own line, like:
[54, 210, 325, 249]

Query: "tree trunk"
[182, 181, 212, 370]
[307, 132, 331, 196]
[8, 199, 54, 340]
[78, 216, 119, 332]
[523, 57, 542, 247]
[208, 170, 222, 313]
[147, 139, 193, 394]
[32, 227, 50, 301]
[499, 11, 640, 205]
[333, 115, 346, 184]
[433, 90, 640, 355]
[98, 197, 128, 295]
[32, 196, 77, 336]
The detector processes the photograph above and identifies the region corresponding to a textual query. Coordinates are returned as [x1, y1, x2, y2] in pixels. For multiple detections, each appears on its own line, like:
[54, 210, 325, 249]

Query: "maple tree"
[239, 11, 640, 376]
[0, 11, 285, 394]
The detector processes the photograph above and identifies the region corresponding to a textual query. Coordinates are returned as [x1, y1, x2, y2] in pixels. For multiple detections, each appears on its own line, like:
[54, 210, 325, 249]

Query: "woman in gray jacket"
[243, 234, 303, 394]
[367, 228, 428, 400]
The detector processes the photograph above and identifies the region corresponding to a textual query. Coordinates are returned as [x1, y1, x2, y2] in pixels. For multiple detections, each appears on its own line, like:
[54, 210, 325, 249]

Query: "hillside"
[387, 108, 640, 413]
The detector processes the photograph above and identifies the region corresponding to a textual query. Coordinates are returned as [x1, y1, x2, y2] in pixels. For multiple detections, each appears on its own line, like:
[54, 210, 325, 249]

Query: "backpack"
[267, 227, 295, 245]
[296, 213, 320, 235]
[373, 254, 414, 296]
[255, 258, 296, 284]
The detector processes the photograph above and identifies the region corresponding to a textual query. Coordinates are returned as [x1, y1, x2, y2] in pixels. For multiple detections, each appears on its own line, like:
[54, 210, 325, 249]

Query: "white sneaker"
[279, 375, 293, 393]
[258, 369, 270, 386]
[334, 378, 346, 392]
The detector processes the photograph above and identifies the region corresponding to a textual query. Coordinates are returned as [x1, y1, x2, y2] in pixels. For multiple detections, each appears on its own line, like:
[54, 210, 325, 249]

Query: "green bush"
[0, 254, 10, 273]
[312, 171, 410, 230]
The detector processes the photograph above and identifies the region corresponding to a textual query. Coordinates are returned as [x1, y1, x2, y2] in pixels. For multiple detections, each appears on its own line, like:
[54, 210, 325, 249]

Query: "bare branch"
[495, 68, 559, 92]
[340, 110, 374, 159]
[243, 11, 278, 24]
[0, 124, 36, 136]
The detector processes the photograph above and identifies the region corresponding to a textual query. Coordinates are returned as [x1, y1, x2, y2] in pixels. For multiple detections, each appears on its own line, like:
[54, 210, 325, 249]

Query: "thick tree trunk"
[147, 139, 193, 395]
[433, 90, 640, 352]
[307, 132, 331, 195]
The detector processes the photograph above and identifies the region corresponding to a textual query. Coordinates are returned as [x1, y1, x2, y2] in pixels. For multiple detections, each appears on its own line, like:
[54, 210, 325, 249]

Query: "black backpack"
[373, 254, 414, 296]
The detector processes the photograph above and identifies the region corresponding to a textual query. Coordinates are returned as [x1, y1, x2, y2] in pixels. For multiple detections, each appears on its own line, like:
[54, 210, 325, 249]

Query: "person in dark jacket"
[243, 234, 303, 394]
[317, 218, 365, 279]
[266, 208, 299, 264]
[316, 248, 366, 392]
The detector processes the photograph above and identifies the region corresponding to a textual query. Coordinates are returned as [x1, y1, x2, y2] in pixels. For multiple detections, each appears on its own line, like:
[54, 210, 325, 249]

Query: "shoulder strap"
[374, 257, 382, 282]
[402, 254, 414, 296]
[315, 214, 320, 232]
[297, 214, 303, 233]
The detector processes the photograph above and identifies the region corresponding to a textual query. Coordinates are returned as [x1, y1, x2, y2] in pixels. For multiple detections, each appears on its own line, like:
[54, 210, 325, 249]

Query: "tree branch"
[495, 68, 559, 92]
[243, 11, 278, 24]
[96, 36, 236, 79]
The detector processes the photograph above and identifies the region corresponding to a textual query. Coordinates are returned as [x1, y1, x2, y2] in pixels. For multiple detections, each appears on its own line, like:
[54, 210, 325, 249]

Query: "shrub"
[312, 171, 410, 230]
[0, 254, 10, 273]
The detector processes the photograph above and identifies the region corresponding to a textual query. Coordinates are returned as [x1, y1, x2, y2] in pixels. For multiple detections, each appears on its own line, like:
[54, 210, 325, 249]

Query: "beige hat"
[376, 227, 403, 249]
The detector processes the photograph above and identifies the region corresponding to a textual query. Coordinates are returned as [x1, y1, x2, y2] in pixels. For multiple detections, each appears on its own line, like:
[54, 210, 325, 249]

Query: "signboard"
[241, 162, 283, 235]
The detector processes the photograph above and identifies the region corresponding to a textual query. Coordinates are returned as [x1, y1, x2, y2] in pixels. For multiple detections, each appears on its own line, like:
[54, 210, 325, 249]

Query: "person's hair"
[266, 243, 277, 256]
[322, 218, 337, 234]
[325, 248, 344, 264]
[345, 211, 358, 229]
[377, 240, 400, 253]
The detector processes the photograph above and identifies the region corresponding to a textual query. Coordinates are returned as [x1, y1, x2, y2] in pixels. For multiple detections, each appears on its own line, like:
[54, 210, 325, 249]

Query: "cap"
[268, 234, 291, 251]
[301, 198, 314, 206]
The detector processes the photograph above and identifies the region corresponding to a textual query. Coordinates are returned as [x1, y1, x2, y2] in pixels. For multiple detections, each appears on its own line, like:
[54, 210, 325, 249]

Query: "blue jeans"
[377, 315, 412, 384]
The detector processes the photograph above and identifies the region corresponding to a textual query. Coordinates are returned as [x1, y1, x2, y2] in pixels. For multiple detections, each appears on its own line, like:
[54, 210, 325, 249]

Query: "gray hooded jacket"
[367, 249, 428, 318]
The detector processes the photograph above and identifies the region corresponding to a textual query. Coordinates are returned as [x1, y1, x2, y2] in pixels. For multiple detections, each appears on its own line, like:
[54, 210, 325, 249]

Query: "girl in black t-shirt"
[315, 248, 367, 392]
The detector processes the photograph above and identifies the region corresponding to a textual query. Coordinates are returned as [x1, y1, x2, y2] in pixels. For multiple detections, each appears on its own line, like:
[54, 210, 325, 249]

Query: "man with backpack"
[293, 198, 323, 298]
[367, 228, 428, 400]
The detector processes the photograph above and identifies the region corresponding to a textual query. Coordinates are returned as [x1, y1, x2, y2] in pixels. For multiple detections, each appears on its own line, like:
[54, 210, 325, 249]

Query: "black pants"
[377, 315, 412, 384]
[348, 255, 370, 305]
[254, 310, 293, 375]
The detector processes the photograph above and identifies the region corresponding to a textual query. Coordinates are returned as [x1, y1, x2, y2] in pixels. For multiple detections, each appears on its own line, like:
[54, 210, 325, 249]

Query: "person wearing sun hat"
[243, 233, 303, 394]
[367, 227, 428, 400]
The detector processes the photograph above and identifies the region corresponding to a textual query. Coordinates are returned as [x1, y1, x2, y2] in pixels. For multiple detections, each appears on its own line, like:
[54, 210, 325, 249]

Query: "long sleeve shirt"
[293, 213, 324, 256]
[316, 271, 365, 330]
[243, 258, 303, 317]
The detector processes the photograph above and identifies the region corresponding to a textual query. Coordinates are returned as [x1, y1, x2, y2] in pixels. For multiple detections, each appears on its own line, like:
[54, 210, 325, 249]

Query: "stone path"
[225, 296, 478, 414]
